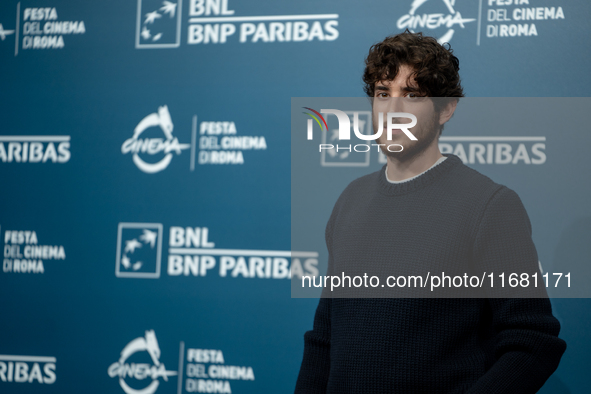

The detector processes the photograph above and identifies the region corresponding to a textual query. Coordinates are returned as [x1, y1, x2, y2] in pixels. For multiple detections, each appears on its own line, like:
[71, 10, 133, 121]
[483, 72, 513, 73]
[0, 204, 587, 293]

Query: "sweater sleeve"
[466, 187, 566, 394]
[294, 297, 332, 393]
[294, 209, 338, 393]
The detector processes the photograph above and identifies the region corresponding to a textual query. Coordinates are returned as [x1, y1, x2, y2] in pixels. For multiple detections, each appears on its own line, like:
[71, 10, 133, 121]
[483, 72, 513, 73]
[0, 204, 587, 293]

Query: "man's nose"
[386, 97, 405, 113]
[378, 98, 405, 127]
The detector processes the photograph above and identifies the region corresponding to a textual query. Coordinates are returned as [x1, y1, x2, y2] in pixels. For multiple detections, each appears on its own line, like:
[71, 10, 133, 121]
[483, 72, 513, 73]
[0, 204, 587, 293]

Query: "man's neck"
[386, 143, 444, 182]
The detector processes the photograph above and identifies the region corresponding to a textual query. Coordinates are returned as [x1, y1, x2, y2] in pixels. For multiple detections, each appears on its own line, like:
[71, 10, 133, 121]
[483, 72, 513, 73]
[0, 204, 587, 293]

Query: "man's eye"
[376, 92, 388, 99]
[405, 93, 425, 101]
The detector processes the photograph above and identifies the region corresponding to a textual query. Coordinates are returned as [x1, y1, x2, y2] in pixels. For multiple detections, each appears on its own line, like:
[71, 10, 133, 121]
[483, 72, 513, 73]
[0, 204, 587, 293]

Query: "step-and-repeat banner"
[1, 0, 589, 393]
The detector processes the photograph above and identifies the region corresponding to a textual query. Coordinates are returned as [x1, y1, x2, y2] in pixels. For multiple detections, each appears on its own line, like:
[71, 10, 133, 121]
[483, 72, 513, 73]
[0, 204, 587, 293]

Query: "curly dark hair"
[363, 31, 464, 98]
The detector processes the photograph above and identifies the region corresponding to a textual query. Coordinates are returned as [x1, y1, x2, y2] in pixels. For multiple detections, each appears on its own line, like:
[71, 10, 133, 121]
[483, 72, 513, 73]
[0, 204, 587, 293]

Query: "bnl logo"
[136, 0, 182, 48]
[303, 108, 417, 167]
[116, 223, 163, 278]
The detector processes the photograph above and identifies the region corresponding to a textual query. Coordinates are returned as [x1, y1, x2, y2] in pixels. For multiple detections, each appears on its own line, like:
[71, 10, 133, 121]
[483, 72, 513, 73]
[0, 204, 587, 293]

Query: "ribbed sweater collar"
[377, 154, 462, 196]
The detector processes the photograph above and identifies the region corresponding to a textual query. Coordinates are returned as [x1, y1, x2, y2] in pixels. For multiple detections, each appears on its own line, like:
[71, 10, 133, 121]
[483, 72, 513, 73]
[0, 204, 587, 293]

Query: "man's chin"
[381, 146, 409, 160]
[381, 142, 426, 161]
[378, 140, 408, 157]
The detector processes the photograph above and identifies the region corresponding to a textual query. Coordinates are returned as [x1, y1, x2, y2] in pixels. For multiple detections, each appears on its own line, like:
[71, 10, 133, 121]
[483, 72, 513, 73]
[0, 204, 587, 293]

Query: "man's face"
[372, 65, 441, 161]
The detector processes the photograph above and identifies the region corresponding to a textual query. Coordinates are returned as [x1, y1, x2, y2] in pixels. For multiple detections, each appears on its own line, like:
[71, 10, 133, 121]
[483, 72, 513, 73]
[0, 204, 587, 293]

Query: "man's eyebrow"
[401, 85, 420, 93]
[375, 85, 389, 91]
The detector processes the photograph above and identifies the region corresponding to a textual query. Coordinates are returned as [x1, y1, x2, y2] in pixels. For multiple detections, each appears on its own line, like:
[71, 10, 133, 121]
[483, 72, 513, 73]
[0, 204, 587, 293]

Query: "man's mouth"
[383, 127, 403, 138]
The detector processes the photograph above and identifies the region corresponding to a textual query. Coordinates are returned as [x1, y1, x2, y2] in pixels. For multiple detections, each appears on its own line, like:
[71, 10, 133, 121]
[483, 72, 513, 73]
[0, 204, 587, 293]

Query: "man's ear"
[439, 99, 458, 126]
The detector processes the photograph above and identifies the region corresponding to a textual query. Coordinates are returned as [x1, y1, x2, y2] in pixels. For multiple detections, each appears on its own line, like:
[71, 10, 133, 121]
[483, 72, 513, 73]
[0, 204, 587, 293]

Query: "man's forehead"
[375, 77, 419, 90]
[375, 65, 418, 89]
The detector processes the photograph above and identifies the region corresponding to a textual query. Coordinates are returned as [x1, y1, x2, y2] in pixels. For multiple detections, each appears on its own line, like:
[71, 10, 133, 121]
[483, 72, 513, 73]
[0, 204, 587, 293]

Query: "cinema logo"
[108, 330, 177, 394]
[0, 354, 56, 384]
[0, 135, 70, 163]
[116, 223, 318, 280]
[136, 0, 339, 48]
[122, 105, 190, 173]
[303, 107, 417, 167]
[108, 331, 256, 394]
[122, 106, 266, 171]
[397, 0, 476, 44]
[439, 136, 546, 165]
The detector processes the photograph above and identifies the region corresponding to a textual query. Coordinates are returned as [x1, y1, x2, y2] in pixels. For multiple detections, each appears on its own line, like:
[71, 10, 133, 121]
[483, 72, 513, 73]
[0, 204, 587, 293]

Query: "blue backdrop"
[0, 0, 589, 393]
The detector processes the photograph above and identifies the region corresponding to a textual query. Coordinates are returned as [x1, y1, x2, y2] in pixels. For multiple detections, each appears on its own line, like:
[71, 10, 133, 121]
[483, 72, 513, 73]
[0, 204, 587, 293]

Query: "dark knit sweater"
[295, 154, 566, 393]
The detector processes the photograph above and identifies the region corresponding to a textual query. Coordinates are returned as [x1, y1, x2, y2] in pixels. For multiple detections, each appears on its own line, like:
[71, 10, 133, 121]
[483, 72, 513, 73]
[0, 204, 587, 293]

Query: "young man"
[295, 32, 566, 393]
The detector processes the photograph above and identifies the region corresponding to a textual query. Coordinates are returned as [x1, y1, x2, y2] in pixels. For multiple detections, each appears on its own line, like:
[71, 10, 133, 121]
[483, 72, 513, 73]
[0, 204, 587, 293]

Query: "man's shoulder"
[445, 155, 506, 198]
[444, 156, 529, 220]
[329, 155, 524, 218]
